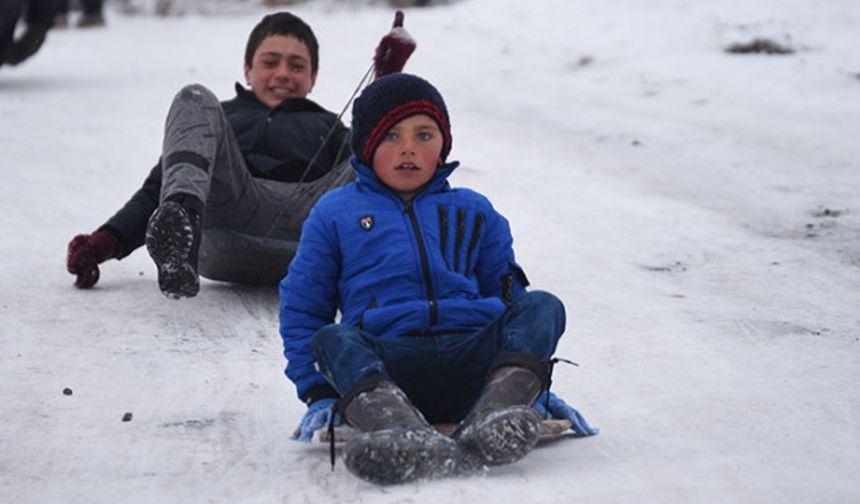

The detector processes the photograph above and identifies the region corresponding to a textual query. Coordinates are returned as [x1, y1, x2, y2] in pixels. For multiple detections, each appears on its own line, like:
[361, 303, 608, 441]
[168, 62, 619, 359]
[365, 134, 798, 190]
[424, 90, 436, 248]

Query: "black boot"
[145, 195, 202, 299]
[453, 365, 544, 466]
[4, 24, 48, 66]
[340, 377, 473, 485]
[77, 13, 106, 28]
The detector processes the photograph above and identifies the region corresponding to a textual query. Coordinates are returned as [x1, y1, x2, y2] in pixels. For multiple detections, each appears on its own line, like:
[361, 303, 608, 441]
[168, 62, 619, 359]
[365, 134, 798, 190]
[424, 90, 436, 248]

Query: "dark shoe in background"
[53, 14, 69, 28]
[4, 24, 48, 65]
[77, 13, 105, 28]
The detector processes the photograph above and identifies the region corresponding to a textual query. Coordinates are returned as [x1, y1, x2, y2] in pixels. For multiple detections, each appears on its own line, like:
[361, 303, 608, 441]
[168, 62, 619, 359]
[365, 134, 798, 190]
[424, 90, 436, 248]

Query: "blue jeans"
[312, 290, 565, 423]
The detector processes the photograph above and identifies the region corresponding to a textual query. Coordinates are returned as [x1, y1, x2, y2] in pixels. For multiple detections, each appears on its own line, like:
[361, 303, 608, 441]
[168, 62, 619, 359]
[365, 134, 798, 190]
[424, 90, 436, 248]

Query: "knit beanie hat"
[351, 73, 452, 166]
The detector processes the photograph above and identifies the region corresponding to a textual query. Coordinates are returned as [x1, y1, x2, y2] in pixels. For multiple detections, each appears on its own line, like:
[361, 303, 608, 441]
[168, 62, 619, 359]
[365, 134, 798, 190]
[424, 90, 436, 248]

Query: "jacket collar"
[351, 156, 460, 201]
[232, 82, 330, 114]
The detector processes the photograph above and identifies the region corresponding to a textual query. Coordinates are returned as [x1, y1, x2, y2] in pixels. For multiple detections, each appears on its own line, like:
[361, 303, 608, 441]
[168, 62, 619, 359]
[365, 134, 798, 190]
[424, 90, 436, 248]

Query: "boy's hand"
[373, 10, 416, 79]
[67, 231, 117, 289]
[291, 398, 341, 443]
[533, 391, 600, 437]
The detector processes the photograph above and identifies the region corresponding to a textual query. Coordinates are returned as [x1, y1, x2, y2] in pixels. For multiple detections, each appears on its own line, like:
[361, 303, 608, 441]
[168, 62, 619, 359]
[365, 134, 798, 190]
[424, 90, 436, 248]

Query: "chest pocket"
[436, 205, 485, 277]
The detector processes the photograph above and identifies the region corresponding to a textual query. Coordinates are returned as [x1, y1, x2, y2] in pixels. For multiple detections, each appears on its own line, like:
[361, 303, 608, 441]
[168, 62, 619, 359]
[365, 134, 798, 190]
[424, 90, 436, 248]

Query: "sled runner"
[317, 418, 574, 444]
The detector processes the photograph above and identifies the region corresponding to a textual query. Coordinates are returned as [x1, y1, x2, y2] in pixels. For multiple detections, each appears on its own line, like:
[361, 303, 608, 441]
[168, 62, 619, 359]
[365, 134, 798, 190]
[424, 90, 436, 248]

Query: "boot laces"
[545, 357, 579, 411]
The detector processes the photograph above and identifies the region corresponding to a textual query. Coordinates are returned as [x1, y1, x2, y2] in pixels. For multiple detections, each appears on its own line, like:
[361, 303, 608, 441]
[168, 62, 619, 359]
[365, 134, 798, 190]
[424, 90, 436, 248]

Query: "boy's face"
[244, 34, 316, 109]
[372, 114, 444, 193]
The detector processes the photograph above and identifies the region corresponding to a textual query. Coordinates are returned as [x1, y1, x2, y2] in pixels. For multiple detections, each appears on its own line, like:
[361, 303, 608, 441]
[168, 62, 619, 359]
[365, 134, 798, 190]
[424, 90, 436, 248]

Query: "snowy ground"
[1, 0, 859, 502]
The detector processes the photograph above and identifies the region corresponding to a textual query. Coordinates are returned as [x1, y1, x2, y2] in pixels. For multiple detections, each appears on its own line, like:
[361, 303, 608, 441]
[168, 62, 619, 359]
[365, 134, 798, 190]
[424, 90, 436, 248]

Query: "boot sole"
[344, 428, 471, 485]
[456, 406, 542, 466]
[146, 202, 199, 299]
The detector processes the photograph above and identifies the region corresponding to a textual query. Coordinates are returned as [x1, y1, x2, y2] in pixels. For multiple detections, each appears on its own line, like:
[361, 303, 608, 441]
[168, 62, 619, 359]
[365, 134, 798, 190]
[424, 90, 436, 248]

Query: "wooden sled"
[317, 419, 574, 444]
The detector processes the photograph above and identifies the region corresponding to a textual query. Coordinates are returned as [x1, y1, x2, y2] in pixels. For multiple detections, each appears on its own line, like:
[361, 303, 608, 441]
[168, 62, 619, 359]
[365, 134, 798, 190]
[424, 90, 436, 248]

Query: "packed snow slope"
[1, 0, 858, 502]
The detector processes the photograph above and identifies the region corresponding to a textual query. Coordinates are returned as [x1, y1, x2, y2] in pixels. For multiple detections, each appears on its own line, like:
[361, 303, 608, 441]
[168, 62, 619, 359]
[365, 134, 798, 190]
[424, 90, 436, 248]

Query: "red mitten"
[373, 11, 417, 79]
[67, 230, 118, 289]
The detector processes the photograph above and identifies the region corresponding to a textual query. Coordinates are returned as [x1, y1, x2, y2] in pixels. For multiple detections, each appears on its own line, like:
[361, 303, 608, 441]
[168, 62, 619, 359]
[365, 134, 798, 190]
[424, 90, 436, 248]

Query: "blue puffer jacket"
[279, 158, 529, 403]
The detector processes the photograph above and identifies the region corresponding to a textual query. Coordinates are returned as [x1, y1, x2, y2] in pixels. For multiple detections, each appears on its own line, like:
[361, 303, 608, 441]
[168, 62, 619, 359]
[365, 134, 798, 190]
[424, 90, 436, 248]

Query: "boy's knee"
[516, 290, 566, 353]
[175, 83, 218, 106]
[521, 290, 565, 320]
[311, 323, 367, 359]
[311, 323, 344, 355]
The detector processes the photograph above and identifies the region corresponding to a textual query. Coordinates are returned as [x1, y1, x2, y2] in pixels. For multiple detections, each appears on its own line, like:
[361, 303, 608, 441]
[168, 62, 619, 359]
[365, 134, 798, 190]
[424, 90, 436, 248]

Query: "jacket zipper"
[405, 202, 438, 325]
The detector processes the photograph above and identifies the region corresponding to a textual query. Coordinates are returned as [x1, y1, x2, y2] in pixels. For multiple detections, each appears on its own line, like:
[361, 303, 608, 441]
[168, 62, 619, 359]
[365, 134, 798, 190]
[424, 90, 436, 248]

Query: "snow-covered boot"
[340, 378, 472, 485]
[145, 196, 202, 299]
[453, 366, 544, 466]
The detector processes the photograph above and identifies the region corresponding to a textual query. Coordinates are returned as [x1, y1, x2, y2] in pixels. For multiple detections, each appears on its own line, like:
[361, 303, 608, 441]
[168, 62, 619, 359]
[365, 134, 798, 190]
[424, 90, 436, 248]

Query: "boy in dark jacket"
[66, 11, 415, 297]
[280, 74, 596, 485]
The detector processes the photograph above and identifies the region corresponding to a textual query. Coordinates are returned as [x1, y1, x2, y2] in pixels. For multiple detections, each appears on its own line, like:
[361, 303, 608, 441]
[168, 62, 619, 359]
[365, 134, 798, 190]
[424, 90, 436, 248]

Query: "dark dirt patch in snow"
[811, 207, 846, 218]
[160, 418, 216, 429]
[724, 38, 794, 55]
[639, 261, 688, 273]
[804, 206, 851, 238]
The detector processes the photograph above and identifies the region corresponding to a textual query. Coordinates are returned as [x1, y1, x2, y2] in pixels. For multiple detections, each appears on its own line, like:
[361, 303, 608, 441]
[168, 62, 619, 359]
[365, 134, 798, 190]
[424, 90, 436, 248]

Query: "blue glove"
[533, 391, 599, 437]
[291, 398, 341, 443]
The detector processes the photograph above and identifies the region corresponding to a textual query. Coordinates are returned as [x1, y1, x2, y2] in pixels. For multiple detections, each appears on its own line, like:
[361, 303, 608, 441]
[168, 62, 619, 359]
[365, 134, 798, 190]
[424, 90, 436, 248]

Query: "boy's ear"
[309, 71, 318, 93]
[243, 64, 251, 86]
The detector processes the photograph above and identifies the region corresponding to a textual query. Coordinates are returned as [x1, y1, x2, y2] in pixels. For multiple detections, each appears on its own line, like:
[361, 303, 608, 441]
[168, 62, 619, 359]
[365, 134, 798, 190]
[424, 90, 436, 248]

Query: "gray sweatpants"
[159, 84, 354, 285]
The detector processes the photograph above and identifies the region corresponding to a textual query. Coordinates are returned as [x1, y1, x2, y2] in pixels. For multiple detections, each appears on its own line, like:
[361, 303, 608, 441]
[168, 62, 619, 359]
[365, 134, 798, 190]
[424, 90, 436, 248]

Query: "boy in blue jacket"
[280, 73, 595, 485]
